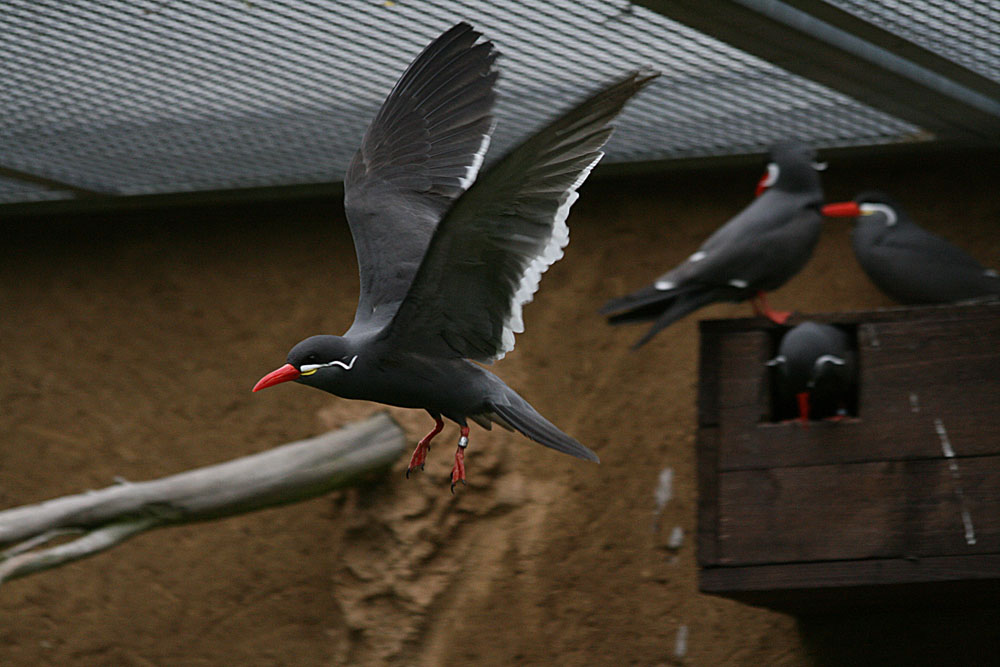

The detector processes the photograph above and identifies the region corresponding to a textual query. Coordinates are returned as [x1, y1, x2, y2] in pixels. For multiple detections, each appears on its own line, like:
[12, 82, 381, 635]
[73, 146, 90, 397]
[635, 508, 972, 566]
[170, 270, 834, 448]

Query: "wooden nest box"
[696, 303, 1000, 612]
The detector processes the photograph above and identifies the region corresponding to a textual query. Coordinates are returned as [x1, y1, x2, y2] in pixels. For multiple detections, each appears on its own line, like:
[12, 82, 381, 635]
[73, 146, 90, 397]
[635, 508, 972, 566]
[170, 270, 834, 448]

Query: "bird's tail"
[489, 392, 599, 462]
[602, 283, 728, 347]
[600, 284, 677, 323]
[630, 288, 724, 348]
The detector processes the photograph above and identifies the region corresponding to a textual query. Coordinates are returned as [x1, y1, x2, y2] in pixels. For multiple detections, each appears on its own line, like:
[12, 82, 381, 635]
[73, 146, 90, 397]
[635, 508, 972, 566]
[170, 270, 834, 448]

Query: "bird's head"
[755, 140, 827, 196]
[821, 191, 901, 227]
[252, 335, 359, 392]
[768, 321, 850, 391]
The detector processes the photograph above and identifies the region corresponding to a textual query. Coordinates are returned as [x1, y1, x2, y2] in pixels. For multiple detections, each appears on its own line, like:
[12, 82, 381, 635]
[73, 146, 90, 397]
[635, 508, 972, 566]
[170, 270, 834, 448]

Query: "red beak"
[252, 363, 301, 392]
[754, 172, 769, 197]
[821, 201, 862, 217]
[796, 391, 811, 427]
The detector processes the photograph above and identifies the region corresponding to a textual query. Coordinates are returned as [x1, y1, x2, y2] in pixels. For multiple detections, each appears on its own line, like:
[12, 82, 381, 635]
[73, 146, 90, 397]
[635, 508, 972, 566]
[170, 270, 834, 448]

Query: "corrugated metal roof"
[0, 175, 74, 203]
[824, 0, 999, 84]
[1, 0, 965, 205]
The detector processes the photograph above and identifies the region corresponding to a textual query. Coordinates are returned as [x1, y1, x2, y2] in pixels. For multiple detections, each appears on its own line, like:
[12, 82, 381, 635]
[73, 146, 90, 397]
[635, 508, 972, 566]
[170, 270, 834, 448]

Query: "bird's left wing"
[344, 23, 498, 333]
[383, 70, 658, 361]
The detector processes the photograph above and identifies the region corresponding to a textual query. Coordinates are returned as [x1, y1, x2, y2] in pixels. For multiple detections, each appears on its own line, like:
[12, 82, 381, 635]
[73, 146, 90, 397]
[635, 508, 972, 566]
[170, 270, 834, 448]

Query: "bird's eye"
[306, 353, 318, 363]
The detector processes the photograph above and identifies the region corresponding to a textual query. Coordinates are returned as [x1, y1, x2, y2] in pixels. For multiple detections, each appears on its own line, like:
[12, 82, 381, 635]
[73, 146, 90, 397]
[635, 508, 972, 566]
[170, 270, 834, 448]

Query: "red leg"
[406, 417, 444, 478]
[751, 291, 791, 324]
[450, 426, 470, 493]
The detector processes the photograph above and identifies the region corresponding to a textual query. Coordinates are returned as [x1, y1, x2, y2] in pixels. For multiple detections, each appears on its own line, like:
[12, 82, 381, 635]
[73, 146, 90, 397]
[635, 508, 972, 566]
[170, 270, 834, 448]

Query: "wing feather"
[383, 70, 658, 361]
[343, 23, 498, 334]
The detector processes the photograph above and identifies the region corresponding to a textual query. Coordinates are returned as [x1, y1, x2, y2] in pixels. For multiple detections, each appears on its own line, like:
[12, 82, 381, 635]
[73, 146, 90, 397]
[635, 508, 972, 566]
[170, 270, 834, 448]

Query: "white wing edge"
[492, 151, 604, 361]
[457, 121, 496, 190]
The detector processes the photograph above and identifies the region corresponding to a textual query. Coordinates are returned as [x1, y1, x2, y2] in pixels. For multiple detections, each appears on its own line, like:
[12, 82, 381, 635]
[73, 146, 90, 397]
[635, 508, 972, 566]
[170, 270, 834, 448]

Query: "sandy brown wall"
[2, 149, 998, 665]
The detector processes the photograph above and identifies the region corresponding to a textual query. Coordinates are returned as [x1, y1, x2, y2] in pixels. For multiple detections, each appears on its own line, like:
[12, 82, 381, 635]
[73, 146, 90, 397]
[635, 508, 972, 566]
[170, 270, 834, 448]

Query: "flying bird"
[822, 191, 1000, 305]
[601, 141, 826, 347]
[252, 22, 657, 490]
[767, 321, 856, 424]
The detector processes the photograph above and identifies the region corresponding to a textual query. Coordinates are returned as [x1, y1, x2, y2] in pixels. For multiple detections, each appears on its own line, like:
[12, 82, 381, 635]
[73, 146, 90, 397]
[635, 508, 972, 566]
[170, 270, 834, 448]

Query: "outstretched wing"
[344, 23, 498, 333]
[382, 70, 658, 361]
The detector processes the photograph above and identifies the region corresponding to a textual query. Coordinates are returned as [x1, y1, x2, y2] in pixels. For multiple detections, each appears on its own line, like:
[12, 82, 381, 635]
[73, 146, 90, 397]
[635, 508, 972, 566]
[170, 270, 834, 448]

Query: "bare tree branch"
[0, 412, 406, 584]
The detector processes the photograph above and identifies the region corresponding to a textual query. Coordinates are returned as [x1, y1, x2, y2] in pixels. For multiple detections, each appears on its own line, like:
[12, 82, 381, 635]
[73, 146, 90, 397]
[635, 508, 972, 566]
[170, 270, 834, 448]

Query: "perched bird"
[252, 22, 657, 490]
[822, 192, 1000, 304]
[601, 141, 826, 347]
[767, 321, 856, 424]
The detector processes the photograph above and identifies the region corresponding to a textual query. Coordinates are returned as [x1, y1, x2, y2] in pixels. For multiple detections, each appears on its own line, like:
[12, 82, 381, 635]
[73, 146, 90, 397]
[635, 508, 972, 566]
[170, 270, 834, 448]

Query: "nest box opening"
[765, 322, 860, 423]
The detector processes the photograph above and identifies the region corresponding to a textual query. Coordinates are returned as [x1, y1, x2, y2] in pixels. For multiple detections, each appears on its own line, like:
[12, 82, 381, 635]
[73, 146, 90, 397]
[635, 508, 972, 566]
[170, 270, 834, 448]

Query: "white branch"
[0, 412, 406, 584]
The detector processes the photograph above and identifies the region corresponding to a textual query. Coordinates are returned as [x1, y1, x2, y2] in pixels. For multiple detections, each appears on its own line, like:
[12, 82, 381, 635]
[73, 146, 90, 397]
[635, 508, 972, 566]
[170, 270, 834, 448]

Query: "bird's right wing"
[344, 23, 498, 333]
[666, 196, 814, 289]
[882, 226, 993, 273]
[872, 227, 1000, 298]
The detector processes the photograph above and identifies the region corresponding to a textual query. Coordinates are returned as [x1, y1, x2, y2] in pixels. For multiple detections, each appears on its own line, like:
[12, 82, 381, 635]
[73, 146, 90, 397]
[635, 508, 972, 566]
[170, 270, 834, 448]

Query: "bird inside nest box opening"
[765, 321, 860, 424]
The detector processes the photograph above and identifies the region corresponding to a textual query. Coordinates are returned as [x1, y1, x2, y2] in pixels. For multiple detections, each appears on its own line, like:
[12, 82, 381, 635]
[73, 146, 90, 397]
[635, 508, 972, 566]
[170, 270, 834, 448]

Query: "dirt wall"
[2, 149, 998, 665]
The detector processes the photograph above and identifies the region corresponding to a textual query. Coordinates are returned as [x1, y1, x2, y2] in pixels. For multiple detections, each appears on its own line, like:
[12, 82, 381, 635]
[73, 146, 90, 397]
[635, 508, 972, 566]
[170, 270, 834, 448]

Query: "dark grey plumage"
[344, 23, 499, 334]
[823, 191, 1000, 305]
[768, 321, 856, 422]
[601, 141, 825, 347]
[254, 22, 657, 487]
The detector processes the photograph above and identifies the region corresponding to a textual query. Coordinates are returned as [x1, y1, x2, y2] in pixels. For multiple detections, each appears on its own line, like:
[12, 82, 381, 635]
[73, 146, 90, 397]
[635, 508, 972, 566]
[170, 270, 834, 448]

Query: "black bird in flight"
[254, 23, 656, 490]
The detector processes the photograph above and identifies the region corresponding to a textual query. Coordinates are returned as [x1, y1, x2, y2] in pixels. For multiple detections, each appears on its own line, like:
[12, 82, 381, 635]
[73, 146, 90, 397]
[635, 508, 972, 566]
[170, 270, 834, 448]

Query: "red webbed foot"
[406, 417, 444, 478]
[765, 309, 792, 325]
[450, 427, 470, 493]
[751, 291, 792, 324]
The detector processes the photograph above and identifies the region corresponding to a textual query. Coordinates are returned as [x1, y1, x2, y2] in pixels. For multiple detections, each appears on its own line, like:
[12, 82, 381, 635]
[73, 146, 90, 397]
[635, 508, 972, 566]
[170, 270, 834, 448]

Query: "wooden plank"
[696, 428, 720, 566]
[714, 306, 1000, 470]
[864, 367, 1000, 427]
[860, 311, 1000, 357]
[697, 303, 1000, 335]
[702, 553, 1000, 591]
[699, 554, 1000, 612]
[910, 456, 1000, 557]
[715, 330, 772, 380]
[721, 414, 998, 471]
[859, 315, 1000, 457]
[696, 304, 1000, 610]
[718, 375, 767, 410]
[698, 328, 771, 428]
[860, 314, 1000, 402]
[696, 326, 721, 427]
[717, 462, 908, 565]
[715, 331, 771, 439]
[723, 419, 878, 471]
[713, 455, 1000, 564]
